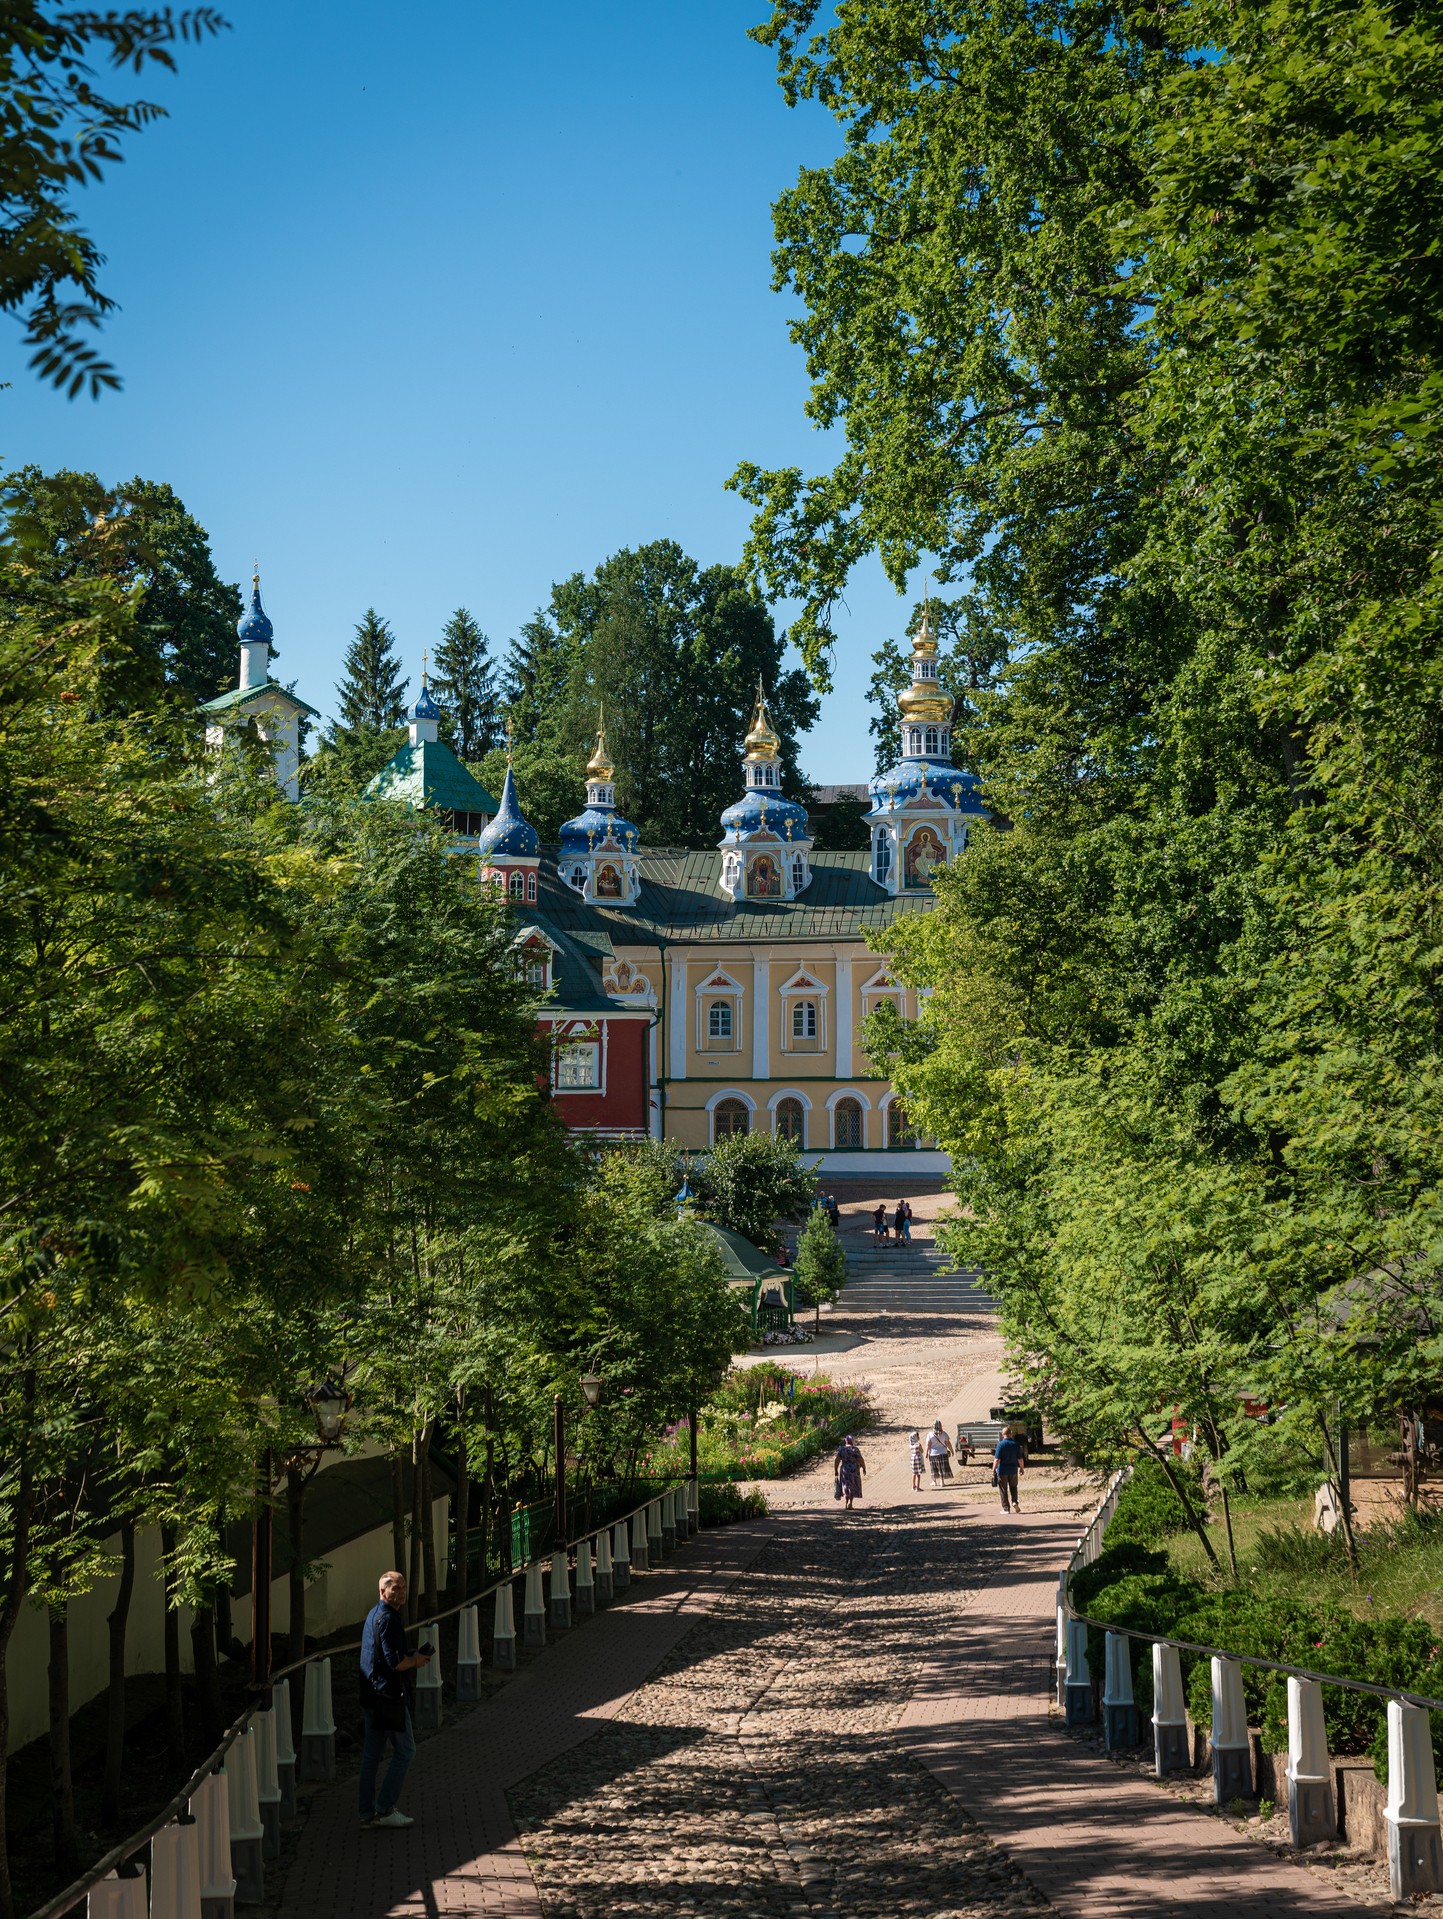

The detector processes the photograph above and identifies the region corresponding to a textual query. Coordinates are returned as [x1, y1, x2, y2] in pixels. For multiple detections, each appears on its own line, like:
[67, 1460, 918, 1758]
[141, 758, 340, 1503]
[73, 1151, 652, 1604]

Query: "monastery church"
[203, 577, 986, 1174]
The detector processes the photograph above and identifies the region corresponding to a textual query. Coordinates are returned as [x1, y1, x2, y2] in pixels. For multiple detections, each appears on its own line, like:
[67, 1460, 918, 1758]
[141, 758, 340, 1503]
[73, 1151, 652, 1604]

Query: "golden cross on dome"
[505, 715, 514, 760]
[421, 648, 428, 687]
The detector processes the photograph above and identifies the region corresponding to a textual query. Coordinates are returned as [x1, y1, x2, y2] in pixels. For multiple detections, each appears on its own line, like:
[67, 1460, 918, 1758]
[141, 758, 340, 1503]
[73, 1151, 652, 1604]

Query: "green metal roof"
[700, 1222, 788, 1282]
[200, 679, 322, 720]
[362, 739, 500, 816]
[514, 918, 624, 1018]
[533, 847, 933, 944]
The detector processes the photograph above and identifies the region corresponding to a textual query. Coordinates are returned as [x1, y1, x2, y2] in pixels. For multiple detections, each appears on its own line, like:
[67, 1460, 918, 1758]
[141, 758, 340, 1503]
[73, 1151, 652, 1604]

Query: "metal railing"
[28, 1479, 695, 1919]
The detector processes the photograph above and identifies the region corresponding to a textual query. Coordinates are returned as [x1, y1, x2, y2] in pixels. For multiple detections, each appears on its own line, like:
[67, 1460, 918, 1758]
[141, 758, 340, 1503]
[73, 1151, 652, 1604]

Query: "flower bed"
[645, 1364, 874, 1482]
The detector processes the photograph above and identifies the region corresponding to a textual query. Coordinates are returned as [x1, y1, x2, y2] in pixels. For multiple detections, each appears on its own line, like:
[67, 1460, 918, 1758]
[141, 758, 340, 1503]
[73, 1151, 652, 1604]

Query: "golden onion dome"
[743, 683, 782, 762]
[586, 706, 614, 781]
[898, 680, 953, 723]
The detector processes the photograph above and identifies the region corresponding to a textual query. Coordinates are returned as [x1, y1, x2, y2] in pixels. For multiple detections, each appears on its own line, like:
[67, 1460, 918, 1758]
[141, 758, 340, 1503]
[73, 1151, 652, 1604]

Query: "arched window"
[924, 726, 939, 755]
[508, 870, 525, 900]
[713, 1098, 750, 1140]
[909, 728, 922, 755]
[775, 1097, 805, 1144]
[790, 853, 806, 893]
[791, 1000, 817, 1041]
[888, 1100, 918, 1148]
[834, 1098, 863, 1149]
[570, 864, 586, 890]
[874, 834, 892, 883]
[707, 1001, 733, 1040]
[525, 871, 537, 902]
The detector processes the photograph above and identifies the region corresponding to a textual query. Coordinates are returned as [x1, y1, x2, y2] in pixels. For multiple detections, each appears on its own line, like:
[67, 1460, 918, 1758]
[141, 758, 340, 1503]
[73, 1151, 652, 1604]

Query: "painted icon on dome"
[904, 825, 945, 888]
[748, 854, 782, 898]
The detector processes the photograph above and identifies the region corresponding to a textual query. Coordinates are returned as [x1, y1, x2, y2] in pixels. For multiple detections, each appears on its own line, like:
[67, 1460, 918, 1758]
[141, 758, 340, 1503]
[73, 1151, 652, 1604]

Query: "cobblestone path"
[510, 1498, 1060, 1919]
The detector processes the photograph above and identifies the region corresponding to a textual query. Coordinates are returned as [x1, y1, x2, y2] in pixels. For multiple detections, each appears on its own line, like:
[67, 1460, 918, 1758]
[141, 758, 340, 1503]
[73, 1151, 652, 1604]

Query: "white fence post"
[226, 1726, 265, 1905]
[612, 1516, 631, 1589]
[86, 1869, 147, 1918]
[414, 1621, 444, 1729]
[492, 1579, 517, 1671]
[191, 1767, 234, 1919]
[575, 1536, 595, 1616]
[1055, 1601, 1068, 1710]
[1152, 1643, 1188, 1775]
[631, 1507, 649, 1573]
[549, 1548, 572, 1629]
[1064, 1618, 1093, 1725]
[456, 1603, 482, 1700]
[1103, 1633, 1139, 1750]
[523, 1559, 547, 1645]
[299, 1658, 335, 1782]
[150, 1816, 201, 1919]
[1210, 1656, 1252, 1804]
[271, 1678, 297, 1818]
[252, 1704, 281, 1858]
[1285, 1675, 1335, 1847]
[1386, 1698, 1443, 1898]
[647, 1498, 664, 1561]
[595, 1527, 614, 1602]
[687, 1476, 700, 1533]
[661, 1489, 677, 1552]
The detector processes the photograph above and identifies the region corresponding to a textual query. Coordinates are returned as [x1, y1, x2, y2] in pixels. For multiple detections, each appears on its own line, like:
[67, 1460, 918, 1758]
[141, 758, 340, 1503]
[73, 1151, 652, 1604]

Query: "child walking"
[909, 1429, 924, 1492]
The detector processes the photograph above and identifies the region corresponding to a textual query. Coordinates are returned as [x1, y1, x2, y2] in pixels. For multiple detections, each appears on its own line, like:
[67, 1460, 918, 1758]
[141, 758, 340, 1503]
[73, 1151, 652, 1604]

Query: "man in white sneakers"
[358, 1570, 433, 1828]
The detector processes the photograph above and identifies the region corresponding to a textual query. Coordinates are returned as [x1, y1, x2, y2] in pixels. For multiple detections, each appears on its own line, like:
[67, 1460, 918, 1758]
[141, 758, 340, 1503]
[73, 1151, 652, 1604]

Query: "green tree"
[432, 607, 500, 761]
[793, 1205, 847, 1332]
[1, 467, 242, 699]
[0, 5, 228, 397]
[336, 608, 408, 730]
[695, 1132, 816, 1251]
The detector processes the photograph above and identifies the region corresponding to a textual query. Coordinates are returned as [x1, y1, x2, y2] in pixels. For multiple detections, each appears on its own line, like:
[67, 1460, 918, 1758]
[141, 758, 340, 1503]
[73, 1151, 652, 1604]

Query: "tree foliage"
[432, 606, 501, 762]
[759, 0, 1443, 1490]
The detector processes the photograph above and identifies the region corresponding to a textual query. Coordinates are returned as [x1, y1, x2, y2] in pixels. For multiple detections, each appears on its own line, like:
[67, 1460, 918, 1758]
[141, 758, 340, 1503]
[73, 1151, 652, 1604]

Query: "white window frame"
[694, 969, 744, 1053]
[872, 830, 893, 886]
[825, 1086, 873, 1151]
[924, 725, 939, 755]
[549, 1019, 607, 1096]
[707, 1000, 733, 1041]
[778, 966, 829, 1054]
[790, 999, 817, 1041]
[706, 1087, 757, 1144]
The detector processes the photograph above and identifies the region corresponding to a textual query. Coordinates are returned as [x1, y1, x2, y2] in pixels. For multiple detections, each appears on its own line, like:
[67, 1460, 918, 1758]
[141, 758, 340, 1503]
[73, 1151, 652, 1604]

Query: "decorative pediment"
[861, 967, 899, 996]
[779, 966, 828, 997]
[694, 968, 744, 997]
[603, 957, 655, 1003]
[511, 925, 560, 957]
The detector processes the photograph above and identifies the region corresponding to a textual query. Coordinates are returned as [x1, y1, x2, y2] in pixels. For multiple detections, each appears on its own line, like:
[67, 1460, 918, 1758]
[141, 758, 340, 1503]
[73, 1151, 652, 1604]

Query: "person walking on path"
[358, 1570, 433, 1829]
[834, 1434, 867, 1509]
[993, 1429, 1025, 1512]
[925, 1420, 954, 1487]
[909, 1429, 925, 1491]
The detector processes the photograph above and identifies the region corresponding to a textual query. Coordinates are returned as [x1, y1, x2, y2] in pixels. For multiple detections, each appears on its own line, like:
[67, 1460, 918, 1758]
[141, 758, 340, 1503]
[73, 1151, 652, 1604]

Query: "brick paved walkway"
[278, 1520, 771, 1918]
[898, 1509, 1372, 1917]
[277, 1347, 1378, 1918]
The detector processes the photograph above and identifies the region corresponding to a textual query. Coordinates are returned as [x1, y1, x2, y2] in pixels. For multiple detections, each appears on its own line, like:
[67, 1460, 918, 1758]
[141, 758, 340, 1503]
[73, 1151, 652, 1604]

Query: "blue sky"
[1, 2, 915, 782]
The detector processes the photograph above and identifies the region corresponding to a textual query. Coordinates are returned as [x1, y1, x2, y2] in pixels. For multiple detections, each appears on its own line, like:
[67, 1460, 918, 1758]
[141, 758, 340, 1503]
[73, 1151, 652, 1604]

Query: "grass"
[1167, 1492, 1443, 1632]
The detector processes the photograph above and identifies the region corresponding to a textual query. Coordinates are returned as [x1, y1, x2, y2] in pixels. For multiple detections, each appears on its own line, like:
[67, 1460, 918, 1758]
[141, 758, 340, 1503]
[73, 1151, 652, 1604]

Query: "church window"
[713, 1098, 750, 1140]
[874, 834, 892, 884]
[791, 1000, 817, 1041]
[508, 870, 526, 900]
[556, 1042, 599, 1090]
[570, 864, 586, 889]
[888, 1100, 919, 1149]
[525, 951, 550, 989]
[775, 1098, 805, 1144]
[595, 863, 623, 899]
[790, 853, 806, 893]
[525, 871, 537, 902]
[748, 855, 781, 898]
[707, 1001, 733, 1041]
[924, 726, 939, 755]
[834, 1098, 863, 1149]
[909, 728, 922, 755]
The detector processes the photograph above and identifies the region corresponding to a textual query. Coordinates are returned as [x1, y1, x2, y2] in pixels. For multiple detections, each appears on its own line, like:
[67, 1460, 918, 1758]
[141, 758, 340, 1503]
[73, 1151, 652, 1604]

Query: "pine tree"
[793, 1205, 848, 1333]
[432, 608, 499, 761]
[336, 609, 408, 731]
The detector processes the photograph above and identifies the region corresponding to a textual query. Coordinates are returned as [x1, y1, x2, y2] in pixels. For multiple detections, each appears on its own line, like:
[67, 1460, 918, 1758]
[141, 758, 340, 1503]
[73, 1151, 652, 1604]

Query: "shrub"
[1105, 1456, 1205, 1549]
[1070, 1541, 1171, 1615]
[698, 1482, 769, 1526]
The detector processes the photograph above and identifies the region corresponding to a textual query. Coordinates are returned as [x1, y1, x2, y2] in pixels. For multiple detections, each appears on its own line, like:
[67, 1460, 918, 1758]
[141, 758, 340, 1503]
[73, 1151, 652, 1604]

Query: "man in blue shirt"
[358, 1570, 433, 1829]
[994, 1431, 1025, 1513]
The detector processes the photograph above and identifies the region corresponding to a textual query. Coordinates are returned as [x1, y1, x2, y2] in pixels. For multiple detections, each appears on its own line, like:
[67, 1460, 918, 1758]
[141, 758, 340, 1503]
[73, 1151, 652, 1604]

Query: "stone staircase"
[834, 1234, 996, 1315]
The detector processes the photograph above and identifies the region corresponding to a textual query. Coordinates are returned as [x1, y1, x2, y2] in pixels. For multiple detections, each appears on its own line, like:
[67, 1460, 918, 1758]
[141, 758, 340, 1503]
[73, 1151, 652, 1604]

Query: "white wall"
[4, 1496, 448, 1752]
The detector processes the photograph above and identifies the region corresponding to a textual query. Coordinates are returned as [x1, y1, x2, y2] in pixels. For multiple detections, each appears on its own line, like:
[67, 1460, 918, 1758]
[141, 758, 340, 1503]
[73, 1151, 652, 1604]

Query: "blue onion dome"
[720, 789, 811, 842]
[412, 683, 441, 721]
[476, 763, 539, 859]
[868, 760, 982, 816]
[558, 802, 640, 858]
[237, 570, 273, 648]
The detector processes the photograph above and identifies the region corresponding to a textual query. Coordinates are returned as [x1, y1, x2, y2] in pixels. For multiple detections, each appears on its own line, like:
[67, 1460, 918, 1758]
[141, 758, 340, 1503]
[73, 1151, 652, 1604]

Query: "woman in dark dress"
[834, 1434, 867, 1509]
